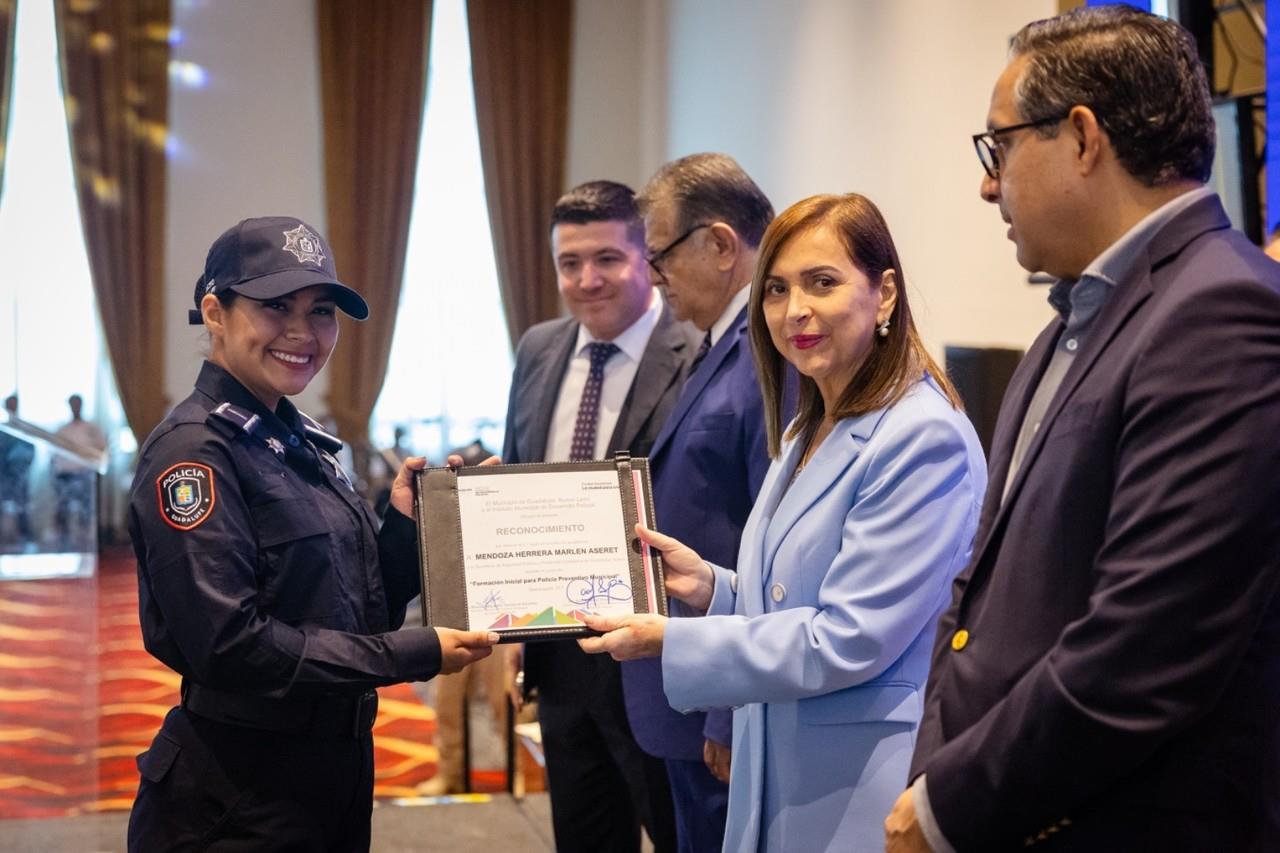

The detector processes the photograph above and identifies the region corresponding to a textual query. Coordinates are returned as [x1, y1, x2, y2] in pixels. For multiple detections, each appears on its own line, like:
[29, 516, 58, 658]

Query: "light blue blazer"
[663, 377, 987, 853]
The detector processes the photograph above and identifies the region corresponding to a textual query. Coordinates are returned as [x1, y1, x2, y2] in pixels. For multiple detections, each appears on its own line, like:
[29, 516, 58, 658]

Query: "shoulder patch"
[155, 462, 217, 531]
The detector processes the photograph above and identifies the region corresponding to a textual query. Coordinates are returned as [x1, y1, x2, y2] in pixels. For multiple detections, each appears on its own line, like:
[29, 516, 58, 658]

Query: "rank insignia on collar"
[156, 462, 216, 531]
[322, 451, 353, 490]
[282, 224, 325, 266]
[265, 436, 285, 457]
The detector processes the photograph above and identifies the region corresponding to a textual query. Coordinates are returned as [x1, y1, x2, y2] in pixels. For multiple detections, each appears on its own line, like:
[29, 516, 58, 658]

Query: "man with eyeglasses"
[621, 152, 775, 852]
[885, 6, 1280, 852]
[502, 180, 692, 853]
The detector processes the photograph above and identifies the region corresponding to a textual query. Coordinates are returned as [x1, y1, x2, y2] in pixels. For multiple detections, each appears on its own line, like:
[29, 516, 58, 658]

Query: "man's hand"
[635, 525, 715, 612]
[577, 613, 667, 660]
[884, 787, 932, 853]
[434, 628, 501, 674]
[704, 738, 731, 784]
[389, 452, 500, 517]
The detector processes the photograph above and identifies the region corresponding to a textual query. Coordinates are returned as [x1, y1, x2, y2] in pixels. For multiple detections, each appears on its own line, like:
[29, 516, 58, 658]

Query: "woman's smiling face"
[206, 285, 339, 409]
[761, 224, 896, 408]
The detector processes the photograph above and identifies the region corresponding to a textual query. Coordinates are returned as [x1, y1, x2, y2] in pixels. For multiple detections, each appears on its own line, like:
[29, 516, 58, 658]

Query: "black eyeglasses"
[647, 223, 711, 278]
[972, 113, 1068, 179]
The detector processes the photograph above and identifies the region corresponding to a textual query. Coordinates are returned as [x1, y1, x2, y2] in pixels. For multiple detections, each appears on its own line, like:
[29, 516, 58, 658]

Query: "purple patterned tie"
[569, 342, 620, 461]
[689, 331, 712, 375]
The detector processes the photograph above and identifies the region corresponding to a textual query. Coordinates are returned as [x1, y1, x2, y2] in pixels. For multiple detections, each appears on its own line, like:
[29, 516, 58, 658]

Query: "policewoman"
[127, 216, 498, 851]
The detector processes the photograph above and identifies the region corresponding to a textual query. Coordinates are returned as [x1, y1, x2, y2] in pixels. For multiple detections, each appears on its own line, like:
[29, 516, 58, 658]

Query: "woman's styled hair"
[749, 193, 962, 458]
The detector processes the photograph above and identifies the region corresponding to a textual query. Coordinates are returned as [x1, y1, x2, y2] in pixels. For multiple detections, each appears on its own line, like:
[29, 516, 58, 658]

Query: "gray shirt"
[1001, 186, 1215, 500]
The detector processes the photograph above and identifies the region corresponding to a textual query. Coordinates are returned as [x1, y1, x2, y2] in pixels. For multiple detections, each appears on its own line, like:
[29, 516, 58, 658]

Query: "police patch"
[156, 462, 217, 531]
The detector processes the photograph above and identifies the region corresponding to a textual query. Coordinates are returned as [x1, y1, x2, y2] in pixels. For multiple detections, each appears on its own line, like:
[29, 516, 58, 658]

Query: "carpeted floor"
[0, 793, 558, 852]
[0, 549, 457, 819]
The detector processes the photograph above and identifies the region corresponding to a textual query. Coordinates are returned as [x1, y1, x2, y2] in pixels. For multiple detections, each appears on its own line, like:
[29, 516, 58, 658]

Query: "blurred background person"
[0, 394, 36, 548]
[581, 193, 987, 853]
[372, 425, 416, 518]
[52, 393, 107, 548]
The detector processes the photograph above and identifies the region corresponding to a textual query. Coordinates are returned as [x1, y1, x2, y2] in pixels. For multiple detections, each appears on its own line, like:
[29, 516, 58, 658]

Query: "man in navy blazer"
[886, 7, 1280, 852]
[503, 181, 695, 853]
[630, 153, 775, 852]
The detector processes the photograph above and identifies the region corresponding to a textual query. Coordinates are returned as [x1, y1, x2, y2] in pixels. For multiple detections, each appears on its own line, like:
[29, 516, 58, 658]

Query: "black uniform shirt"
[129, 361, 440, 698]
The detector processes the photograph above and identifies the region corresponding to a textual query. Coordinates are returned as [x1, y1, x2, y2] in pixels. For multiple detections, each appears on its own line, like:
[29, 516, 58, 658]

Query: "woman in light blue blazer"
[582, 193, 987, 852]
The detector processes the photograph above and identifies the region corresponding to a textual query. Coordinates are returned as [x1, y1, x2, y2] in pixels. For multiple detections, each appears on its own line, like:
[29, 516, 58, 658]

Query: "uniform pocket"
[255, 499, 331, 546]
[252, 499, 338, 621]
[136, 732, 181, 783]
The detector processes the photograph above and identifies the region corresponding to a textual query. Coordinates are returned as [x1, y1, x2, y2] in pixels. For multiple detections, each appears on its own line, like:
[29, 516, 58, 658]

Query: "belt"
[181, 682, 379, 740]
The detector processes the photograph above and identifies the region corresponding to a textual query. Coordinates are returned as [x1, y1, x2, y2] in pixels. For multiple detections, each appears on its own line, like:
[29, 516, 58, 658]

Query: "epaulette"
[207, 402, 262, 439]
[299, 411, 343, 454]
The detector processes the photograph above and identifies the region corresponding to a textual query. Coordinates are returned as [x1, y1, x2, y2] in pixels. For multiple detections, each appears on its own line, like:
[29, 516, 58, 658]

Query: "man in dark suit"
[503, 181, 693, 852]
[629, 153, 774, 852]
[886, 6, 1280, 851]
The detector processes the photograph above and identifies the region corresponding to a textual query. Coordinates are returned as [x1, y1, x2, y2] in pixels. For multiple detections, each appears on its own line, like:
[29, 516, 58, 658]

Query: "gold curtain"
[0, 0, 15, 198]
[318, 0, 432, 442]
[468, 0, 573, 347]
[54, 0, 170, 441]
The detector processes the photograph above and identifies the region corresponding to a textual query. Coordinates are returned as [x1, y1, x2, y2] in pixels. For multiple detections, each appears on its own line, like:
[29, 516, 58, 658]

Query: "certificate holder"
[415, 454, 667, 642]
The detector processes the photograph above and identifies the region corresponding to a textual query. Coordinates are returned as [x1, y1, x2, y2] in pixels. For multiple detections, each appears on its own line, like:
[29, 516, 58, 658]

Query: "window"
[371, 0, 513, 460]
[0, 0, 109, 429]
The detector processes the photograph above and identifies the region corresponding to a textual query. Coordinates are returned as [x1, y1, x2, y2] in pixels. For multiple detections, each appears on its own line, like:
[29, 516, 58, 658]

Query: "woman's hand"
[577, 613, 667, 661]
[389, 456, 429, 517]
[389, 452, 500, 517]
[434, 628, 501, 674]
[636, 524, 715, 613]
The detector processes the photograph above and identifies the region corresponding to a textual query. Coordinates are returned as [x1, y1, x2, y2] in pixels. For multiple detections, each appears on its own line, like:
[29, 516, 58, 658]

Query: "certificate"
[414, 454, 666, 641]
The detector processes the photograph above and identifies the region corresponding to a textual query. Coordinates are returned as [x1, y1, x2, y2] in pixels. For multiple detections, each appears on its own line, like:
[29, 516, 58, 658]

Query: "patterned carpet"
[0, 549, 447, 819]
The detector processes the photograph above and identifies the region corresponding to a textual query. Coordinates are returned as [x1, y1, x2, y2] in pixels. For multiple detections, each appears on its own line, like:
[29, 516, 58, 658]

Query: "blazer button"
[951, 629, 969, 651]
[770, 583, 786, 603]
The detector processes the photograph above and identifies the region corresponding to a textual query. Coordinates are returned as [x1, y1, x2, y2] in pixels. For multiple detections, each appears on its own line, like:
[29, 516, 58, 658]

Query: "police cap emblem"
[156, 462, 217, 531]
[281, 223, 326, 266]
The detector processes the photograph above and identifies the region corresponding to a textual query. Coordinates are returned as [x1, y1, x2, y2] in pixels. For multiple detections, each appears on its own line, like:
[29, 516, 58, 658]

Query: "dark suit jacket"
[502, 306, 697, 695]
[910, 194, 1280, 851]
[623, 307, 772, 760]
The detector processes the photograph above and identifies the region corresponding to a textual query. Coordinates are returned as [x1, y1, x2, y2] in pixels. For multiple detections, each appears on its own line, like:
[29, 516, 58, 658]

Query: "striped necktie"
[569, 342, 620, 461]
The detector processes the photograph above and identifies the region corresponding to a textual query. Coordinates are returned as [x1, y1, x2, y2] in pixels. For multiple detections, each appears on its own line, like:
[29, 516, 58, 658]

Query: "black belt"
[181, 682, 379, 740]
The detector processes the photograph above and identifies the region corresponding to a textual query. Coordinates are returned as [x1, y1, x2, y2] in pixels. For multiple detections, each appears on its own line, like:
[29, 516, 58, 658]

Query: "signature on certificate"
[480, 590, 503, 612]
[565, 575, 632, 608]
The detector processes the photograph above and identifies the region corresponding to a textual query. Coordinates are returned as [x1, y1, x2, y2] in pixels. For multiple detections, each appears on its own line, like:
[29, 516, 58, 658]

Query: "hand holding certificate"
[576, 524, 717, 660]
[415, 454, 667, 642]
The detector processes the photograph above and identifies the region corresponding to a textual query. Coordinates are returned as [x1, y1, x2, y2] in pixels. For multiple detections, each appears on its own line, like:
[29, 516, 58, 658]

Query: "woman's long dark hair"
[749, 193, 963, 458]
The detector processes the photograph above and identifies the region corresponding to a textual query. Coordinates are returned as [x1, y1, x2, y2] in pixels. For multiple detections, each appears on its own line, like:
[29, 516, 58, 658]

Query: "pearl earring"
[876, 319, 890, 337]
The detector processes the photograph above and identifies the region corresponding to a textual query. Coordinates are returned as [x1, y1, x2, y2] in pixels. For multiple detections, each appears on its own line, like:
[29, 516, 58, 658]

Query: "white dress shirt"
[544, 290, 661, 462]
[706, 284, 751, 348]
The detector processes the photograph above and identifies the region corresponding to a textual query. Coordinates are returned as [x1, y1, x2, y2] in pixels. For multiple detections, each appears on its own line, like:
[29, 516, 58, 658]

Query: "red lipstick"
[790, 334, 825, 350]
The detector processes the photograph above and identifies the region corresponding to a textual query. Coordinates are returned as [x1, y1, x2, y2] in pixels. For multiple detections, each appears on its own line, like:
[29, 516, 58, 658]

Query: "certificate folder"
[415, 454, 667, 642]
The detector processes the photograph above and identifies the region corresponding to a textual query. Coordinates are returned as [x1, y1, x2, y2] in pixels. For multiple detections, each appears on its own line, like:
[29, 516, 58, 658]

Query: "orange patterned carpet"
[0, 550, 447, 819]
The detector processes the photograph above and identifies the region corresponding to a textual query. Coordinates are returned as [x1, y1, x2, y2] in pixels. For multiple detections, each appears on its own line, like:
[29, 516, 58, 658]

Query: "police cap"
[188, 216, 369, 325]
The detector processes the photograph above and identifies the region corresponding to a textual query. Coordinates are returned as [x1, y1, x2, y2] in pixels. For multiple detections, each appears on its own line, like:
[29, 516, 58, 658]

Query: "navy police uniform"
[126, 361, 440, 851]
